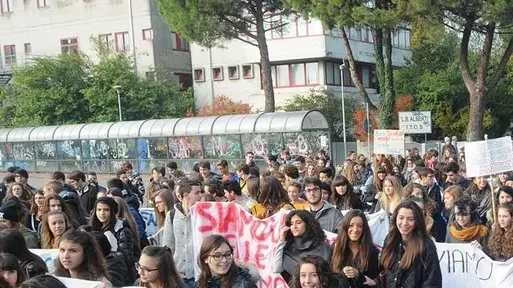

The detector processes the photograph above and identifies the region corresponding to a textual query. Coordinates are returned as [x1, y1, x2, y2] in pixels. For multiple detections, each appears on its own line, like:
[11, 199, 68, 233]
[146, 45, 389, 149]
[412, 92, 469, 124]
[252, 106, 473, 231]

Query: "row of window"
[330, 27, 411, 50]
[193, 61, 377, 89]
[194, 64, 255, 82]
[1, 0, 51, 13]
[1, 29, 189, 65]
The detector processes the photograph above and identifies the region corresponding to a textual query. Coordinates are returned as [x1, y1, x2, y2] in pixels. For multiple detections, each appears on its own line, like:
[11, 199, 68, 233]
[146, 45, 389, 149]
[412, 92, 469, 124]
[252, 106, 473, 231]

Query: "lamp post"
[113, 86, 123, 121]
[339, 63, 347, 158]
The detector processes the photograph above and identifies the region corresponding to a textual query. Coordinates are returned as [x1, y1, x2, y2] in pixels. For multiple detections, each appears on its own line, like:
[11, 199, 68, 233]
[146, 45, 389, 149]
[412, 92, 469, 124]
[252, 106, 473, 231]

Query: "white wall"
[0, 0, 189, 76]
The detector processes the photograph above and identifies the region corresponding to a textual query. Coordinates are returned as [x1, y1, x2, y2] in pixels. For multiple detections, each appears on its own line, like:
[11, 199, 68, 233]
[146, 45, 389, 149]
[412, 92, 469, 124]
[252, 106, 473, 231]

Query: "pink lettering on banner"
[192, 202, 290, 288]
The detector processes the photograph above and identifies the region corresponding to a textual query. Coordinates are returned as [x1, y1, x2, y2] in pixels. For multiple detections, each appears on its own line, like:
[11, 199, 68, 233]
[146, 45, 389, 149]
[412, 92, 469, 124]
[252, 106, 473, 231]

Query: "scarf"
[449, 224, 488, 241]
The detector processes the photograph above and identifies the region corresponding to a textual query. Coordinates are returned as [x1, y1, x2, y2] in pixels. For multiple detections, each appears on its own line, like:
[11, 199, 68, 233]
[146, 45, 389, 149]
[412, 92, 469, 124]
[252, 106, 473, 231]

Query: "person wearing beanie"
[0, 198, 39, 248]
[89, 197, 138, 284]
[446, 196, 489, 246]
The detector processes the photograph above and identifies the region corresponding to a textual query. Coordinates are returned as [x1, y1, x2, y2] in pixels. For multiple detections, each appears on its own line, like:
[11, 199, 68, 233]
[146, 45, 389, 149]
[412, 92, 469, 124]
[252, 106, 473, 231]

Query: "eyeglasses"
[305, 187, 320, 193]
[208, 252, 233, 262]
[135, 263, 158, 274]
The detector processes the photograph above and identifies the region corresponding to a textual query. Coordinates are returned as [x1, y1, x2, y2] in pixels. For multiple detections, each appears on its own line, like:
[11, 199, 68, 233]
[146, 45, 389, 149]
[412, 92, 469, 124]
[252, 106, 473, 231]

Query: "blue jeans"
[183, 278, 195, 288]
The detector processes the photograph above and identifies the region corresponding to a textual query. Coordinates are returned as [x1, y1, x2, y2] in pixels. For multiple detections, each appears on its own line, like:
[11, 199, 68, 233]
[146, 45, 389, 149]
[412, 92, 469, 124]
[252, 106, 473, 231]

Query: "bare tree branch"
[488, 37, 513, 88]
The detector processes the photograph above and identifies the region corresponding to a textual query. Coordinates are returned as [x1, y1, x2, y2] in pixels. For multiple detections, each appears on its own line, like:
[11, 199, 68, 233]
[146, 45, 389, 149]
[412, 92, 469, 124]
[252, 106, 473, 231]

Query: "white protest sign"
[437, 243, 513, 287]
[399, 111, 432, 134]
[366, 209, 389, 249]
[55, 276, 103, 288]
[30, 249, 59, 272]
[139, 208, 158, 237]
[464, 136, 513, 177]
[374, 130, 405, 155]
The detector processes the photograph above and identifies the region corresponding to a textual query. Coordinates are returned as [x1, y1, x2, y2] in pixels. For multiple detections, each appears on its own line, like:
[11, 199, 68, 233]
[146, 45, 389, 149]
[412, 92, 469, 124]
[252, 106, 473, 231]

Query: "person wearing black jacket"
[67, 171, 98, 215]
[91, 231, 128, 287]
[380, 200, 442, 288]
[418, 167, 443, 206]
[106, 178, 140, 210]
[331, 210, 379, 287]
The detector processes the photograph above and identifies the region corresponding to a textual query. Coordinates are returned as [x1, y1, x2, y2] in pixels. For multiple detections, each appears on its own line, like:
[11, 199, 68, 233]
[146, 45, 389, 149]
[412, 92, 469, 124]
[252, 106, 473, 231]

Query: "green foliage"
[0, 54, 193, 127]
[279, 88, 356, 141]
[395, 30, 513, 139]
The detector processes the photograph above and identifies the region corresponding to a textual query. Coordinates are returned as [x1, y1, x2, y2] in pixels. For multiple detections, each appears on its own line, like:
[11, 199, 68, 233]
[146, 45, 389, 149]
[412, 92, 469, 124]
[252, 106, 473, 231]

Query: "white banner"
[55, 277, 103, 288]
[465, 136, 513, 177]
[139, 208, 158, 237]
[437, 243, 513, 287]
[30, 249, 59, 272]
[374, 130, 405, 155]
[399, 111, 432, 134]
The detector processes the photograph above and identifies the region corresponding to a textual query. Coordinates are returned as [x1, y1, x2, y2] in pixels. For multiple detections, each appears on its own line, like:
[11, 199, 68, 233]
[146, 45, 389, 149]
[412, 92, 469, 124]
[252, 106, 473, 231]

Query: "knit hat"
[453, 196, 477, 215]
[95, 197, 118, 216]
[0, 198, 21, 222]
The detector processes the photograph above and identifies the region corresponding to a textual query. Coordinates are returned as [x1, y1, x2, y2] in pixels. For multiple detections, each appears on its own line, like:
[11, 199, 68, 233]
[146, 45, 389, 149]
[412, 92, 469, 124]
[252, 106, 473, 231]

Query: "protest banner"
[30, 249, 59, 272]
[374, 130, 405, 155]
[464, 136, 513, 178]
[191, 202, 289, 288]
[56, 276, 103, 288]
[366, 209, 388, 249]
[399, 111, 432, 134]
[139, 208, 158, 237]
[437, 243, 513, 287]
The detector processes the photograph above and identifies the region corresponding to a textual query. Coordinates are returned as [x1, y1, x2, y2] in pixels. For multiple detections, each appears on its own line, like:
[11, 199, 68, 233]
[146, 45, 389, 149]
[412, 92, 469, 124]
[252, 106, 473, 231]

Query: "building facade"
[191, 16, 412, 110]
[0, 0, 191, 86]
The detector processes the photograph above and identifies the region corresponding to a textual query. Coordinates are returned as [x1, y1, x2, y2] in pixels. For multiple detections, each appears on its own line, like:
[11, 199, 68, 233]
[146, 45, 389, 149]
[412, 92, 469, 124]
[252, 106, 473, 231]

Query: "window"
[270, 63, 319, 87]
[24, 43, 31, 55]
[115, 32, 130, 52]
[1, 0, 13, 13]
[242, 64, 254, 79]
[343, 68, 354, 86]
[212, 67, 223, 81]
[60, 38, 78, 55]
[228, 66, 239, 80]
[325, 62, 341, 86]
[297, 17, 308, 36]
[172, 32, 189, 51]
[142, 28, 153, 40]
[194, 68, 205, 82]
[291, 63, 305, 86]
[306, 63, 318, 85]
[98, 33, 113, 54]
[175, 73, 193, 89]
[38, 0, 50, 8]
[3, 45, 16, 65]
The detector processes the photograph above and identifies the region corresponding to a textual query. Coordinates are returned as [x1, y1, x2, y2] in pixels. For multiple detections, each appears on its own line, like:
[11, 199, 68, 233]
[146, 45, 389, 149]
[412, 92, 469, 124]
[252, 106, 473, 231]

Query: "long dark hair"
[332, 210, 374, 272]
[89, 198, 117, 232]
[54, 229, 108, 281]
[139, 246, 183, 287]
[153, 189, 175, 228]
[331, 176, 361, 209]
[289, 255, 341, 288]
[0, 229, 44, 266]
[381, 200, 428, 270]
[284, 210, 326, 246]
[19, 275, 67, 288]
[257, 176, 290, 211]
[29, 190, 44, 216]
[197, 235, 239, 288]
[0, 252, 25, 285]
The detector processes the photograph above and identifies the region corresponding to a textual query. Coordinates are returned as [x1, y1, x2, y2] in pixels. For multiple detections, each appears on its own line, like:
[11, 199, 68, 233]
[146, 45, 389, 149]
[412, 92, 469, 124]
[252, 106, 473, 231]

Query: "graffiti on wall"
[283, 132, 330, 157]
[241, 134, 283, 158]
[12, 143, 34, 161]
[203, 135, 242, 159]
[168, 137, 203, 159]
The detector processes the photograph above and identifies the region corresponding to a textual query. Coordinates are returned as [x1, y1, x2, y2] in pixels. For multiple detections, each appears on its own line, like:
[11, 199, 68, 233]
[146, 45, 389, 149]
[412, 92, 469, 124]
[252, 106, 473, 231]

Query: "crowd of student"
[0, 141, 511, 288]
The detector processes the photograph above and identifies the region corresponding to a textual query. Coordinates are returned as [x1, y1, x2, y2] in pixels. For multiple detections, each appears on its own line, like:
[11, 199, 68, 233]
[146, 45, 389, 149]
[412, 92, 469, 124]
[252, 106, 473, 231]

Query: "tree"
[0, 55, 91, 127]
[279, 88, 355, 141]
[0, 54, 193, 127]
[403, 0, 513, 140]
[283, 0, 405, 128]
[395, 28, 512, 139]
[154, 0, 291, 112]
[192, 95, 252, 116]
[82, 54, 194, 122]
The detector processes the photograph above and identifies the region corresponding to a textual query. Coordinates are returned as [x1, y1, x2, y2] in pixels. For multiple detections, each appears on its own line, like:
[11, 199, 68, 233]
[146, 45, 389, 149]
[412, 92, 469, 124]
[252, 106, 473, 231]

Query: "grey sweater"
[162, 203, 195, 279]
[307, 202, 342, 234]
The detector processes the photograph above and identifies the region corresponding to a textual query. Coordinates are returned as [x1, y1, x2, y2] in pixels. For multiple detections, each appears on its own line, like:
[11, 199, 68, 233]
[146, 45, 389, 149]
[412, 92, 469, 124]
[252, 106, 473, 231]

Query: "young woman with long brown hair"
[196, 235, 257, 288]
[331, 210, 379, 287]
[25, 190, 45, 233]
[473, 203, 513, 261]
[331, 176, 364, 211]
[380, 200, 441, 288]
[250, 176, 293, 219]
[40, 210, 71, 249]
